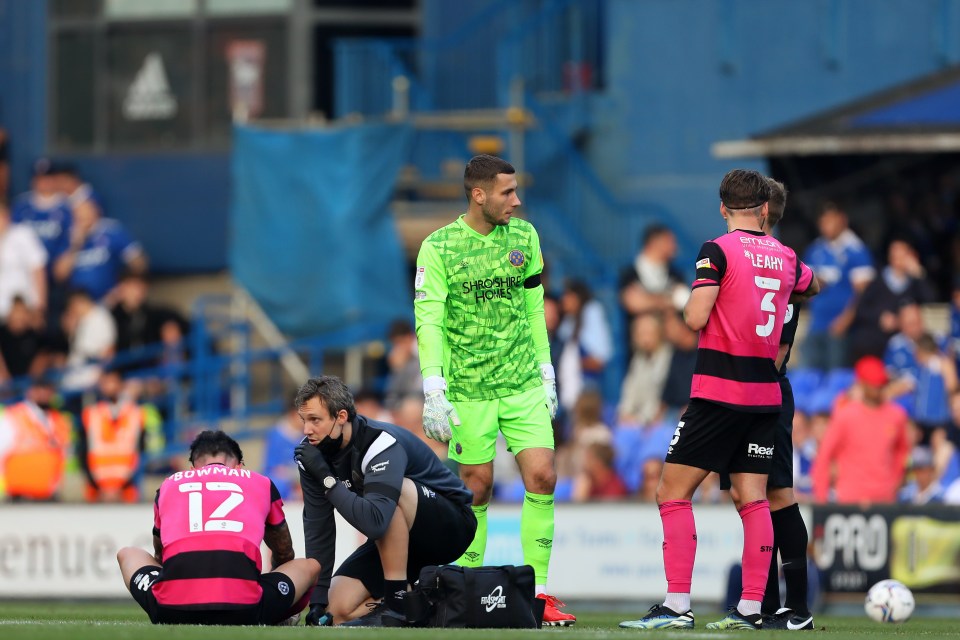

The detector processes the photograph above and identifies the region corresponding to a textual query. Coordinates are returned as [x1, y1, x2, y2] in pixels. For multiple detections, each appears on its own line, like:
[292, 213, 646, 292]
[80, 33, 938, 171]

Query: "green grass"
[0, 602, 956, 639]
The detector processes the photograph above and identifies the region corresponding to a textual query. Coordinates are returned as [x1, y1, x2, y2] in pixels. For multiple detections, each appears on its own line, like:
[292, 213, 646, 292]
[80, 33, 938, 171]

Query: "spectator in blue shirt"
[951, 275, 960, 374]
[898, 446, 945, 505]
[849, 238, 935, 362]
[53, 162, 101, 212]
[11, 158, 72, 264]
[885, 304, 954, 443]
[53, 196, 147, 302]
[802, 203, 875, 370]
[262, 398, 304, 501]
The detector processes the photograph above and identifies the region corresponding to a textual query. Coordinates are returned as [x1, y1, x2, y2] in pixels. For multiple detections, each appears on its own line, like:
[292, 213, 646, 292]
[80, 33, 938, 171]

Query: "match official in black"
[295, 376, 476, 627]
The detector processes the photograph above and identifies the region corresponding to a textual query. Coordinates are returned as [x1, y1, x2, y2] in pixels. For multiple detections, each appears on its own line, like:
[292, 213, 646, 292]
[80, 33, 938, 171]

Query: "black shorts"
[335, 481, 477, 597]
[129, 566, 297, 625]
[720, 378, 794, 491]
[665, 398, 777, 475]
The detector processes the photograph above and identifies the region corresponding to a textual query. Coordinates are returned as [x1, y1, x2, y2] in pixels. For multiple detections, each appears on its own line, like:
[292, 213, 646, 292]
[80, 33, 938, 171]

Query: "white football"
[864, 579, 915, 623]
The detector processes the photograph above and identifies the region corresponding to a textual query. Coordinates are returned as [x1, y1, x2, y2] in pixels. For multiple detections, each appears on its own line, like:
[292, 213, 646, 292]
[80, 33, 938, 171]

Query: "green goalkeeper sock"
[457, 503, 488, 567]
[521, 491, 555, 585]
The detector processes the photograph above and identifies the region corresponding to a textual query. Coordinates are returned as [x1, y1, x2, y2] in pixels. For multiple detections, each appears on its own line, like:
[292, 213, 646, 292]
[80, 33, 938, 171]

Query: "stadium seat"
[805, 388, 837, 416]
[824, 368, 856, 396]
[940, 451, 960, 488]
[612, 428, 644, 492]
[787, 367, 823, 400]
[495, 477, 527, 503]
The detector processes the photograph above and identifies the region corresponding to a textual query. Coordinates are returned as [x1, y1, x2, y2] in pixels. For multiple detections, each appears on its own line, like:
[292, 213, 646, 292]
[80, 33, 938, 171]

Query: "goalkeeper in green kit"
[413, 155, 575, 626]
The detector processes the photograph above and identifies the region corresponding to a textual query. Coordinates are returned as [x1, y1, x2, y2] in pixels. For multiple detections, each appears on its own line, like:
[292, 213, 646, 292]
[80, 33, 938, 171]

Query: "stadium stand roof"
[713, 65, 960, 157]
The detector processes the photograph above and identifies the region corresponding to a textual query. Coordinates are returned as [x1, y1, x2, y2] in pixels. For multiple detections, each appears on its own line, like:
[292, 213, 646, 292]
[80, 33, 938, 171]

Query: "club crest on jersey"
[508, 250, 525, 268]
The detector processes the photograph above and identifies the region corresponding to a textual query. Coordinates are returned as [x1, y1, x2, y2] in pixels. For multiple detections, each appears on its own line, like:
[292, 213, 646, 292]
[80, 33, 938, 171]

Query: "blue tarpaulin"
[230, 123, 413, 338]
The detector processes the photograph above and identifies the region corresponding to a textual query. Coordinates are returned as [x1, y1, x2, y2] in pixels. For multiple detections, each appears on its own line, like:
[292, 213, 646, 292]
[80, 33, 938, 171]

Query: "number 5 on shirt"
[754, 276, 782, 338]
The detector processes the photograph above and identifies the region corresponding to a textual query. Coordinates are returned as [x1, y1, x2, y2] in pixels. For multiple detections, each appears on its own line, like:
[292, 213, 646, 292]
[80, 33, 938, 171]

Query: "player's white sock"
[738, 599, 761, 617]
[663, 592, 690, 613]
[535, 584, 546, 596]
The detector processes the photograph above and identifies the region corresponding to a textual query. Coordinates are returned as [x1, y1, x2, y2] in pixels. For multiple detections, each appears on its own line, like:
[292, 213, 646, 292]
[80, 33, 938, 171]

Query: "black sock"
[384, 579, 407, 614]
[772, 503, 810, 617]
[761, 538, 781, 615]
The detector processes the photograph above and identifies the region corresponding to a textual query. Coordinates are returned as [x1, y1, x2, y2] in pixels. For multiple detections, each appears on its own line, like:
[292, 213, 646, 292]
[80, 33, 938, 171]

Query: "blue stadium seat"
[495, 477, 527, 503]
[787, 367, 823, 400]
[940, 451, 960, 488]
[824, 368, 856, 396]
[496, 476, 574, 502]
[612, 427, 645, 493]
[803, 388, 837, 416]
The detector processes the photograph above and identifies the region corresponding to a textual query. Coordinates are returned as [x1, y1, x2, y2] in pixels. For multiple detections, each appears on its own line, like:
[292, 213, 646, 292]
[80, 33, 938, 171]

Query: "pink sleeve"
[795, 260, 814, 294]
[266, 479, 286, 526]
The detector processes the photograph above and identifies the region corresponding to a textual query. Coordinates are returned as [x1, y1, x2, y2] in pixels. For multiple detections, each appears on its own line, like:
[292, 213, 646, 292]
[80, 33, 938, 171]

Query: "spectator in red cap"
[811, 356, 911, 504]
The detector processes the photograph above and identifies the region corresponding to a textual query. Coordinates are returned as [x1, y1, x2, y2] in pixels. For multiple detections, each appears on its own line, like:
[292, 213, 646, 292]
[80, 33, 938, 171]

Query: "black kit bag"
[404, 564, 545, 628]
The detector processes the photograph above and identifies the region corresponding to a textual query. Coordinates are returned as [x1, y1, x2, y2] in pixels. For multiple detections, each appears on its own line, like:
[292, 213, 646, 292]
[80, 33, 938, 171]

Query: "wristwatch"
[323, 475, 337, 490]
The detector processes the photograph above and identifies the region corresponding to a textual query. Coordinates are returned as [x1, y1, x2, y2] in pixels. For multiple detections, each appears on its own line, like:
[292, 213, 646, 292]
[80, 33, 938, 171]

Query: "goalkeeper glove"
[422, 376, 460, 443]
[540, 363, 558, 419]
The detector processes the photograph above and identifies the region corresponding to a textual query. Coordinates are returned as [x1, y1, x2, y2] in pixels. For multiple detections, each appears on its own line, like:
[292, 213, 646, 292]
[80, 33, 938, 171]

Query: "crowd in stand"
[0, 155, 188, 503]
[462, 203, 960, 507]
[3, 150, 960, 509]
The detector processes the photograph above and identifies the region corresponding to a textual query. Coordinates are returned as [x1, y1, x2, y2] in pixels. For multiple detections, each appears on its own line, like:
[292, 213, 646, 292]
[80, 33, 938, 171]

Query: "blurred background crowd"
[2, 0, 960, 513]
[2, 143, 959, 509]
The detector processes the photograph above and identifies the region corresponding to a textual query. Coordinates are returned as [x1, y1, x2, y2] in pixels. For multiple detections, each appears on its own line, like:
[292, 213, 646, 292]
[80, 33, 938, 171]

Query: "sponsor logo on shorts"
[370, 460, 390, 473]
[420, 485, 436, 499]
[278, 581, 290, 596]
[480, 585, 507, 612]
[134, 570, 159, 592]
[455, 442, 463, 455]
[747, 443, 774, 458]
[668, 421, 685, 454]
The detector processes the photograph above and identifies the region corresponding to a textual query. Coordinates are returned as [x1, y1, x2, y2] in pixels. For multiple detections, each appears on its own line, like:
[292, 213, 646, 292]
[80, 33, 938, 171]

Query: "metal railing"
[0, 296, 390, 458]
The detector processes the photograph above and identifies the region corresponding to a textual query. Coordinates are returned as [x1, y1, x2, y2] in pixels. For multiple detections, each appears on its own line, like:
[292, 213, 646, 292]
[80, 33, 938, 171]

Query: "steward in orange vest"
[78, 370, 146, 502]
[0, 379, 72, 501]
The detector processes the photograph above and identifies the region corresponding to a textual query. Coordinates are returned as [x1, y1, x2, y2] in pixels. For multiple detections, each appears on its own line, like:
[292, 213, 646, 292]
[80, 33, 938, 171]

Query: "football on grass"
[864, 579, 915, 623]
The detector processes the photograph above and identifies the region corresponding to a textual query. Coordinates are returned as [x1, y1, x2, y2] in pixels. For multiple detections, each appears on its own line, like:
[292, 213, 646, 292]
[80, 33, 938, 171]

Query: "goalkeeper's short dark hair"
[464, 154, 515, 199]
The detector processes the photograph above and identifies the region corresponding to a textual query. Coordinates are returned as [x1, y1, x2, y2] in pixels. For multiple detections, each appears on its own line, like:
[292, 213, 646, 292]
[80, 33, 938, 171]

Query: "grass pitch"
[0, 602, 956, 639]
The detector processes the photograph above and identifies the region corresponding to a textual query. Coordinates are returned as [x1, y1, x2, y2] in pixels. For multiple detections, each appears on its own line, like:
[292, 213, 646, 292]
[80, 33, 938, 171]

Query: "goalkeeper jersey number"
[415, 215, 543, 402]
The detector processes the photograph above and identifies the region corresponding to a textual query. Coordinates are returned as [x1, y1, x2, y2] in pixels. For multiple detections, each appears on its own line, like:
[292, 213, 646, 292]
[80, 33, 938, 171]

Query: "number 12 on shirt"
[179, 482, 245, 533]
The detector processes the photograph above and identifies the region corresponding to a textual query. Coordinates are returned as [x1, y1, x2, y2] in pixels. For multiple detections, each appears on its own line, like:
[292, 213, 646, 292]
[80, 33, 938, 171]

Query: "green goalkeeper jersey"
[414, 214, 550, 402]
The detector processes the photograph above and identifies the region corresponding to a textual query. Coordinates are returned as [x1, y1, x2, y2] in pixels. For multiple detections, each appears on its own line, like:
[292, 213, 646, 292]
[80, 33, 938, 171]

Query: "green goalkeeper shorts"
[448, 385, 554, 465]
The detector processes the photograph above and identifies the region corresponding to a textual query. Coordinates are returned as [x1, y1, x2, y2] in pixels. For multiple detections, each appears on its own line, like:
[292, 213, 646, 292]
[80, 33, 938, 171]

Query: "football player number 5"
[180, 482, 245, 533]
[754, 276, 782, 337]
